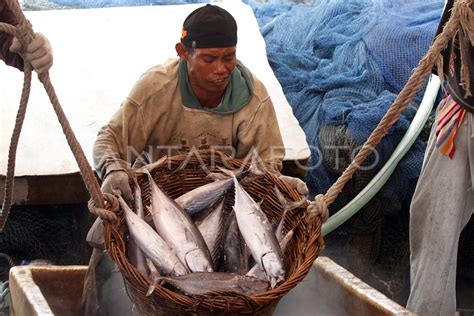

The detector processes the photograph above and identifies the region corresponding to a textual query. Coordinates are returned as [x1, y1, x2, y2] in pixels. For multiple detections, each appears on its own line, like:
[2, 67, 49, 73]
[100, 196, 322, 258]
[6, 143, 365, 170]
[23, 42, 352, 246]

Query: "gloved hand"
[10, 32, 53, 74]
[101, 170, 133, 202]
[278, 175, 309, 195]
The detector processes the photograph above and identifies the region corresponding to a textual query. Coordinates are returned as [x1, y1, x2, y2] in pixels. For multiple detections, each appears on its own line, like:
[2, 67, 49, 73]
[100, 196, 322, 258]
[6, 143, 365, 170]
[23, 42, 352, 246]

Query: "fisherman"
[0, 0, 53, 73]
[82, 4, 309, 315]
[407, 0, 474, 315]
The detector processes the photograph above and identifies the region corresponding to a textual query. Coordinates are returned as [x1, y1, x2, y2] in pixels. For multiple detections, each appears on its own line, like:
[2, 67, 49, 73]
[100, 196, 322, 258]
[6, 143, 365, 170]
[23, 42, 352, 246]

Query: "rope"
[313, 0, 473, 217]
[0, 21, 33, 233]
[0, 0, 116, 232]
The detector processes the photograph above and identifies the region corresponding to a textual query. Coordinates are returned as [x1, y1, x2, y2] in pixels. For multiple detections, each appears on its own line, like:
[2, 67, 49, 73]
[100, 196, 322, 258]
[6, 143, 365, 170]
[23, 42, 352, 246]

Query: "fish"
[175, 175, 232, 216]
[157, 272, 270, 296]
[247, 229, 294, 280]
[195, 198, 227, 270]
[175, 166, 256, 216]
[127, 176, 148, 276]
[246, 188, 301, 280]
[222, 211, 248, 274]
[175, 153, 264, 216]
[273, 185, 306, 241]
[145, 170, 213, 273]
[226, 170, 285, 288]
[116, 192, 188, 276]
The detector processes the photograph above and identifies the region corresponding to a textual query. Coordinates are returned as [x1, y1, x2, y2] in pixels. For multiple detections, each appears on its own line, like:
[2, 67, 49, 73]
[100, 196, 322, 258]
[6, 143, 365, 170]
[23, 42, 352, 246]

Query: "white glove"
[10, 32, 53, 74]
[101, 170, 133, 202]
[279, 175, 309, 195]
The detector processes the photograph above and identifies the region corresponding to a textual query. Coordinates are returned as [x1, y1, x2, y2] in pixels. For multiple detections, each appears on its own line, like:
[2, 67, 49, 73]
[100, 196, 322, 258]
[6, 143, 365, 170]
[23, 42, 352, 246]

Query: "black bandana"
[181, 4, 237, 49]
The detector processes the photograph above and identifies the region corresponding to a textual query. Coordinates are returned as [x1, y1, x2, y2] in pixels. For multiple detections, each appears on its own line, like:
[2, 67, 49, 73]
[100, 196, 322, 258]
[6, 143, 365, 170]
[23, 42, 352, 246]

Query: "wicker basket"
[104, 151, 324, 315]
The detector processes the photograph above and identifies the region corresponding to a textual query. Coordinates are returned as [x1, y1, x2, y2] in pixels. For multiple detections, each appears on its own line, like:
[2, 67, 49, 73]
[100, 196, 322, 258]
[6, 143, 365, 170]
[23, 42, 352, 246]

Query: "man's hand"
[10, 32, 53, 74]
[279, 175, 309, 195]
[101, 170, 133, 202]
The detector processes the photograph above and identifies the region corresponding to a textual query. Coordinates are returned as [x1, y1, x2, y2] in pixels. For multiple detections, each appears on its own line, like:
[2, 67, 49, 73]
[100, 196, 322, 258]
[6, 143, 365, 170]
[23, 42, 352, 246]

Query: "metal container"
[8, 257, 411, 316]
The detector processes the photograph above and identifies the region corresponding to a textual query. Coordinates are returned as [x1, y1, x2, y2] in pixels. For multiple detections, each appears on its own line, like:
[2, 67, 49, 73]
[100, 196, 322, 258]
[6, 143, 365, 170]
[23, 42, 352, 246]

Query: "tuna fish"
[246, 188, 301, 279]
[247, 229, 294, 280]
[195, 198, 227, 269]
[175, 178, 232, 216]
[127, 176, 148, 276]
[145, 171, 213, 273]
[175, 169, 246, 216]
[228, 172, 285, 288]
[222, 211, 248, 274]
[116, 192, 187, 276]
[157, 272, 270, 296]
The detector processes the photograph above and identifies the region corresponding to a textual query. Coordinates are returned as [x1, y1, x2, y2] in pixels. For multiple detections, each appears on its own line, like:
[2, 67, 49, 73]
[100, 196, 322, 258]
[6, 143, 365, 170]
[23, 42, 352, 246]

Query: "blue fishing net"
[247, 0, 444, 215]
[363, 0, 444, 99]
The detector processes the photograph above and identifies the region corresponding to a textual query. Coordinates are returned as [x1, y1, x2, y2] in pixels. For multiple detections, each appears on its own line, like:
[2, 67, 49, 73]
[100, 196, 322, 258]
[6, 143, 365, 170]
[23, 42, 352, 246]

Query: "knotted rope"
[0, 0, 116, 232]
[313, 0, 474, 219]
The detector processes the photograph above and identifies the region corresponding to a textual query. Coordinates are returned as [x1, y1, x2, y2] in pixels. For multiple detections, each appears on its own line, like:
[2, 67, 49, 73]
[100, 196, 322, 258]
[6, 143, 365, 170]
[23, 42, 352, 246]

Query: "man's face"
[185, 46, 237, 96]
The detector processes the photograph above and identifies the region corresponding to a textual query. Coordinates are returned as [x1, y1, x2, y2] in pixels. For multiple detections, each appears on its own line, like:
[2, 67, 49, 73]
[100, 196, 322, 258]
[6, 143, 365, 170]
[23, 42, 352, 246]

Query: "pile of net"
[247, 0, 444, 217]
[104, 151, 323, 315]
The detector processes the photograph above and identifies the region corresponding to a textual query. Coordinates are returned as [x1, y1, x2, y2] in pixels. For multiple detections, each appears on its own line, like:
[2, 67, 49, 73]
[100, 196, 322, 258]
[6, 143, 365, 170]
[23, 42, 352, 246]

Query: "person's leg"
[81, 218, 136, 315]
[81, 248, 102, 316]
[98, 252, 136, 316]
[407, 113, 474, 315]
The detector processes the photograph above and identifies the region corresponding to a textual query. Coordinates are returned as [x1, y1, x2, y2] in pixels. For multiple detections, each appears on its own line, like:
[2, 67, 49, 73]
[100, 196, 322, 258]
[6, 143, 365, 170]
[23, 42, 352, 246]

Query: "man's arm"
[0, 3, 24, 70]
[93, 98, 148, 180]
[235, 96, 285, 172]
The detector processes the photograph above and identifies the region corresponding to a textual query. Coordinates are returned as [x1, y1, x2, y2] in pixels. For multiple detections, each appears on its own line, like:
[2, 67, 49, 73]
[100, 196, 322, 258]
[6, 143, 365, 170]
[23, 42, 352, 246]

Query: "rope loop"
[308, 194, 329, 223]
[14, 20, 34, 52]
[88, 193, 118, 222]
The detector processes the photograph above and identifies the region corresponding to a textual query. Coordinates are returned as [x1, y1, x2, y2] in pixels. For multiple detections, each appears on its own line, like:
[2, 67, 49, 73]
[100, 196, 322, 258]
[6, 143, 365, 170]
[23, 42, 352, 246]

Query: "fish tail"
[270, 277, 277, 289]
[248, 154, 266, 176]
[135, 155, 168, 174]
[145, 258, 161, 296]
[146, 284, 156, 297]
[274, 186, 306, 241]
[217, 166, 237, 178]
